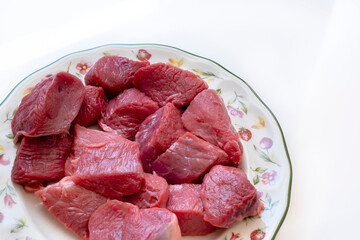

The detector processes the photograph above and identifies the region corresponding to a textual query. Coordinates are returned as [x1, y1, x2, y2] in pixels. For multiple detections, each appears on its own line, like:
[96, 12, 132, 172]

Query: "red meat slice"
[11, 72, 85, 143]
[127, 173, 169, 209]
[11, 133, 72, 191]
[35, 176, 108, 239]
[65, 125, 125, 176]
[182, 89, 243, 165]
[167, 184, 216, 236]
[72, 139, 145, 197]
[135, 103, 185, 172]
[152, 132, 230, 184]
[85, 56, 149, 98]
[200, 165, 262, 228]
[72, 86, 107, 127]
[133, 63, 208, 107]
[89, 200, 181, 240]
[99, 88, 159, 140]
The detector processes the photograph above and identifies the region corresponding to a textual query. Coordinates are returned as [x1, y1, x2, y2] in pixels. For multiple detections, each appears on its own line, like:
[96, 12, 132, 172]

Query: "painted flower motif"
[137, 49, 152, 61]
[0, 154, 10, 166]
[238, 128, 252, 141]
[26, 237, 33, 240]
[0, 212, 3, 223]
[261, 170, 277, 185]
[227, 105, 244, 118]
[76, 61, 92, 75]
[4, 193, 16, 208]
[259, 137, 273, 149]
[257, 191, 263, 199]
[250, 229, 266, 240]
[230, 232, 243, 240]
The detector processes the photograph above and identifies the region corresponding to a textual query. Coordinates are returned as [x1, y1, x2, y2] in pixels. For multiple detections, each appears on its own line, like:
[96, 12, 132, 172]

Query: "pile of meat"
[11, 55, 263, 240]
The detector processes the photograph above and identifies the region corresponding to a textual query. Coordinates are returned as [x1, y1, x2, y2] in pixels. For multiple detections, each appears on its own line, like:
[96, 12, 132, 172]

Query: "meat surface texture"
[65, 125, 125, 176]
[72, 139, 145, 197]
[200, 165, 261, 228]
[128, 173, 169, 209]
[133, 63, 208, 107]
[35, 177, 108, 239]
[167, 184, 216, 236]
[182, 89, 243, 165]
[89, 200, 182, 240]
[99, 88, 159, 140]
[85, 56, 149, 98]
[152, 132, 230, 184]
[11, 72, 85, 142]
[135, 103, 185, 172]
[11, 133, 72, 190]
[72, 86, 108, 127]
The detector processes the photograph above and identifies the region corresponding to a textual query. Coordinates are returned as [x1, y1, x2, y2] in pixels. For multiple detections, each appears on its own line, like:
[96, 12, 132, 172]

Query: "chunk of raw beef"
[127, 173, 169, 209]
[152, 132, 230, 184]
[135, 103, 185, 172]
[73, 86, 107, 127]
[133, 63, 208, 107]
[11, 133, 72, 190]
[99, 88, 159, 140]
[72, 139, 144, 197]
[89, 200, 181, 240]
[11, 72, 85, 142]
[200, 165, 262, 228]
[182, 89, 243, 164]
[65, 125, 125, 176]
[167, 184, 216, 236]
[85, 56, 149, 98]
[35, 177, 108, 239]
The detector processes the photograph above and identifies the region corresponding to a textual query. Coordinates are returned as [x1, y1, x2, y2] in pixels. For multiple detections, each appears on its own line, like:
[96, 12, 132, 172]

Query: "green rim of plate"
[0, 43, 292, 240]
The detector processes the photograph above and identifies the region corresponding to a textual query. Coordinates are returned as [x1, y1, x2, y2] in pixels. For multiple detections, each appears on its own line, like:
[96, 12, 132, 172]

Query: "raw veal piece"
[72, 140, 145, 197]
[200, 165, 262, 228]
[167, 184, 216, 236]
[35, 177, 108, 239]
[128, 173, 169, 209]
[152, 132, 230, 184]
[133, 63, 208, 107]
[11, 133, 72, 191]
[99, 88, 159, 140]
[65, 125, 125, 176]
[135, 103, 185, 172]
[85, 56, 149, 98]
[73, 86, 108, 127]
[89, 200, 181, 240]
[182, 89, 243, 165]
[11, 72, 85, 142]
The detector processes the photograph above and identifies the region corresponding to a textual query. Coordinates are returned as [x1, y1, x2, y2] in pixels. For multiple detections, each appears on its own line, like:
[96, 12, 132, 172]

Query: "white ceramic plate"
[0, 44, 292, 240]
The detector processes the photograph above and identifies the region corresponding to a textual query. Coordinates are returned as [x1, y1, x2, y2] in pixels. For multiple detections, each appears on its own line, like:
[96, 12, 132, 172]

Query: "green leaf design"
[216, 89, 222, 95]
[253, 144, 258, 151]
[6, 134, 14, 139]
[192, 69, 216, 77]
[12, 107, 18, 116]
[254, 167, 261, 172]
[253, 175, 260, 185]
[66, 62, 72, 73]
[0, 188, 5, 196]
[10, 219, 27, 233]
[259, 149, 280, 166]
[103, 52, 111, 56]
[241, 105, 248, 114]
[7, 184, 17, 196]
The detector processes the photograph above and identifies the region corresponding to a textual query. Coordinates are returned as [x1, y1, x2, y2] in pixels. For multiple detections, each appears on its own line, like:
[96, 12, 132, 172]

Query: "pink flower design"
[227, 105, 244, 118]
[0, 154, 10, 166]
[136, 49, 152, 61]
[0, 212, 4, 223]
[257, 191, 263, 199]
[76, 61, 92, 75]
[259, 137, 273, 149]
[261, 170, 277, 185]
[230, 232, 243, 240]
[4, 194, 16, 208]
[26, 237, 33, 240]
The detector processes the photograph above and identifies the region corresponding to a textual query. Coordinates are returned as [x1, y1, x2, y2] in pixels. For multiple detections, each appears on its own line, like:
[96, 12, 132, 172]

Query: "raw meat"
[72, 139, 144, 197]
[133, 63, 208, 107]
[152, 132, 230, 184]
[99, 88, 159, 140]
[182, 89, 243, 165]
[73, 86, 107, 127]
[85, 56, 149, 98]
[35, 177, 108, 239]
[167, 184, 216, 236]
[89, 200, 181, 240]
[135, 103, 185, 172]
[11, 72, 85, 142]
[200, 165, 261, 228]
[128, 173, 169, 209]
[11, 133, 72, 190]
[65, 125, 125, 176]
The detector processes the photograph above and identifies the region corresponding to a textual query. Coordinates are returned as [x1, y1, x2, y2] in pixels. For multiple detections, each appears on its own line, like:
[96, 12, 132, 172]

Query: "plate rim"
[0, 43, 292, 240]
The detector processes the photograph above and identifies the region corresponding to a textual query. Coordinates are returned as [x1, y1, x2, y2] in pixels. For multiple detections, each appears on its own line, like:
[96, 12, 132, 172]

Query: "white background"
[1, 0, 360, 239]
